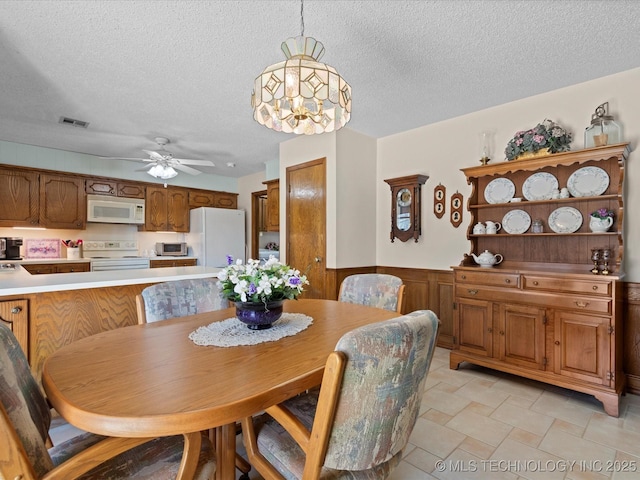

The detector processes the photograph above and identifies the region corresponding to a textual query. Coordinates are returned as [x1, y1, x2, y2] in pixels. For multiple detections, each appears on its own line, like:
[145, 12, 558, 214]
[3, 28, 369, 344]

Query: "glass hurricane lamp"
[585, 102, 622, 148]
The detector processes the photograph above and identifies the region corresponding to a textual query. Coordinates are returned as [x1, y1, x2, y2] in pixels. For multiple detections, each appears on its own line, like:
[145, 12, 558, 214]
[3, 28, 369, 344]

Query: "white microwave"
[87, 195, 145, 224]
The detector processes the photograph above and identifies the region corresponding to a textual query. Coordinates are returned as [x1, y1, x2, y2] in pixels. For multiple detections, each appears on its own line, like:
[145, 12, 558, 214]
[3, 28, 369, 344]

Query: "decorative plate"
[548, 207, 583, 233]
[522, 172, 558, 201]
[25, 238, 61, 258]
[484, 178, 515, 204]
[567, 166, 609, 197]
[502, 209, 531, 234]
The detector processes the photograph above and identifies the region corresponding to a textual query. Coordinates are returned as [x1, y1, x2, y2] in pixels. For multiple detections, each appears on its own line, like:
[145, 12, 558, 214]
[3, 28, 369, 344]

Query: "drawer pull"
[533, 281, 539, 286]
[467, 289, 478, 295]
[504, 279, 511, 284]
[499, 331, 505, 336]
[461, 275, 467, 280]
[555, 340, 560, 345]
[592, 285, 598, 291]
[575, 301, 590, 308]
[11, 306, 22, 314]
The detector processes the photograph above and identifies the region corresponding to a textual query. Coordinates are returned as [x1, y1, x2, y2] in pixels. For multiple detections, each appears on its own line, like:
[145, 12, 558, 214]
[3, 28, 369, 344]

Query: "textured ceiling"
[0, 0, 639, 178]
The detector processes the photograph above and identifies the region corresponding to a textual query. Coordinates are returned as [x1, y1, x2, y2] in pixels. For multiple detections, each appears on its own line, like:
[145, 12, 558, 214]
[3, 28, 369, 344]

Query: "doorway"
[250, 190, 267, 260]
[286, 158, 326, 299]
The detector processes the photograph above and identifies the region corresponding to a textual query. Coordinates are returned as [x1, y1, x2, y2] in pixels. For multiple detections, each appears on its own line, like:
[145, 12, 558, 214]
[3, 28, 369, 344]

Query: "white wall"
[377, 67, 640, 280]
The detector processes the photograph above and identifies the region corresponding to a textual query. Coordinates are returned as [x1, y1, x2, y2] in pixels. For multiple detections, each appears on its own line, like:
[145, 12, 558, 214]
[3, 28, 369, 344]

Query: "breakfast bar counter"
[0, 263, 220, 296]
[0, 264, 222, 381]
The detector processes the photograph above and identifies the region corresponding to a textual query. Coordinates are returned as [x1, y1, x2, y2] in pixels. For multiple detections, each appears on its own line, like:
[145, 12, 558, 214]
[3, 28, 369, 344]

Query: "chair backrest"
[338, 273, 405, 313]
[137, 277, 228, 324]
[0, 323, 55, 477]
[323, 310, 439, 470]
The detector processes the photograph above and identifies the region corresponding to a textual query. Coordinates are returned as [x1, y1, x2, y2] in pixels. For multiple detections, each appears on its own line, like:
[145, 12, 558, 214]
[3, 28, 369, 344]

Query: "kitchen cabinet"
[150, 258, 197, 268]
[0, 167, 39, 227]
[86, 178, 145, 198]
[22, 262, 91, 275]
[0, 299, 29, 359]
[189, 189, 238, 209]
[144, 186, 190, 232]
[451, 144, 629, 416]
[262, 179, 279, 231]
[39, 174, 86, 229]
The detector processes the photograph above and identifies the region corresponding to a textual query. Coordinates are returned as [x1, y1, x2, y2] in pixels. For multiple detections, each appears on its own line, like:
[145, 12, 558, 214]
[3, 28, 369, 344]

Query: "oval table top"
[42, 299, 399, 437]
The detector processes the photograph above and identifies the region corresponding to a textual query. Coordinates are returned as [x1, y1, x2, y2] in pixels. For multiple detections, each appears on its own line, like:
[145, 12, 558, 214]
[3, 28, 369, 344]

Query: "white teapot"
[485, 221, 501, 234]
[473, 222, 486, 234]
[471, 250, 504, 268]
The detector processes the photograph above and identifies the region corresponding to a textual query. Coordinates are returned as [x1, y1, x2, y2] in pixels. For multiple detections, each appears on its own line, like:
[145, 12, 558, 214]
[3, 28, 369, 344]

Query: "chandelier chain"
[300, 0, 304, 36]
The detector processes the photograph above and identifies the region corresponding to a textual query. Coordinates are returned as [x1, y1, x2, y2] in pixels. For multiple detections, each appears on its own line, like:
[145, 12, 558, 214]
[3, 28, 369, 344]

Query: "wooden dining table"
[42, 298, 400, 480]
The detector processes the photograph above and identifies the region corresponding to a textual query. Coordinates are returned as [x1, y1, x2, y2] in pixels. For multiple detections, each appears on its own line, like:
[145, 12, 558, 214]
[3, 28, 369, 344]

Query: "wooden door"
[0, 167, 39, 227]
[264, 179, 280, 231]
[39, 174, 86, 229]
[498, 303, 546, 370]
[286, 159, 326, 299]
[251, 190, 267, 259]
[455, 297, 493, 357]
[554, 310, 610, 386]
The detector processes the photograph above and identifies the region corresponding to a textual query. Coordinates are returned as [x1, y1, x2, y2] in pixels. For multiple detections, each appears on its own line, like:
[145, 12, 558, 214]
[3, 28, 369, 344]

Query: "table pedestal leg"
[215, 423, 237, 480]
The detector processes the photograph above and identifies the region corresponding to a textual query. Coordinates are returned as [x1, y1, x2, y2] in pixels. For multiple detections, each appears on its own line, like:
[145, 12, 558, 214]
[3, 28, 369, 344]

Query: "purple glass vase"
[234, 300, 284, 330]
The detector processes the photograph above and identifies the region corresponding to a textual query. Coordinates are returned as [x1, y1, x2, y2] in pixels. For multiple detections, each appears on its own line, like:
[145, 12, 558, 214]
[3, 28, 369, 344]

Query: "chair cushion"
[254, 405, 401, 480]
[50, 431, 216, 479]
[338, 274, 403, 312]
[142, 278, 227, 322]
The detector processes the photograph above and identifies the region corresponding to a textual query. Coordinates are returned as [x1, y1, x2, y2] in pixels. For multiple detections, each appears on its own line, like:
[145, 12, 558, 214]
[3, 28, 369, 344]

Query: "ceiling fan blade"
[173, 158, 215, 166]
[172, 163, 202, 175]
[100, 156, 148, 162]
[144, 150, 167, 162]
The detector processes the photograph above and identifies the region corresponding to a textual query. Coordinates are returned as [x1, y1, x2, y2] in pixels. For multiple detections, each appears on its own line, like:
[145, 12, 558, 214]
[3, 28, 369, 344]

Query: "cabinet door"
[86, 178, 117, 196]
[553, 311, 611, 386]
[167, 188, 189, 232]
[22, 264, 56, 274]
[213, 192, 238, 209]
[455, 297, 493, 358]
[145, 186, 168, 231]
[498, 303, 546, 370]
[0, 299, 29, 359]
[55, 262, 91, 273]
[39, 174, 86, 229]
[117, 182, 145, 199]
[189, 190, 216, 208]
[0, 168, 39, 227]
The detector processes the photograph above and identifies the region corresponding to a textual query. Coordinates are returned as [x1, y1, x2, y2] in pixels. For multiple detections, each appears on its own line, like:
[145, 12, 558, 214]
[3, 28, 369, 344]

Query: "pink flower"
[533, 134, 545, 144]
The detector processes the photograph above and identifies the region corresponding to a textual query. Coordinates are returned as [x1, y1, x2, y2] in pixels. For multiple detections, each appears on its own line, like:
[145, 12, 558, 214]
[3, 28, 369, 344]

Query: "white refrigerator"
[187, 207, 246, 267]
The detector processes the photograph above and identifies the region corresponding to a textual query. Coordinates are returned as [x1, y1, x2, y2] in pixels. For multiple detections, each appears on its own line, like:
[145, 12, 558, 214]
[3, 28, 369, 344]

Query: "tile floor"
[50, 347, 640, 480]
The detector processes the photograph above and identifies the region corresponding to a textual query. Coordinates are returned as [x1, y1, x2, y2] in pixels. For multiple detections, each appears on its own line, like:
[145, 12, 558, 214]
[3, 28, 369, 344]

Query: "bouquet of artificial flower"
[218, 256, 308, 303]
[505, 119, 572, 161]
[590, 208, 614, 220]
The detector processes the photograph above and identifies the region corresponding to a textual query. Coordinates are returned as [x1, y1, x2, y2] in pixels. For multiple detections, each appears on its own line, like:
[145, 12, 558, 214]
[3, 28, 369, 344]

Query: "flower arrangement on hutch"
[505, 119, 572, 161]
[589, 208, 614, 232]
[218, 255, 309, 329]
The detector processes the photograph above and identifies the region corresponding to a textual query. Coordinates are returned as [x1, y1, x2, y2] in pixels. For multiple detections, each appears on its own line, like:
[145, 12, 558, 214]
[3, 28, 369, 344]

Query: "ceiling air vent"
[59, 116, 89, 128]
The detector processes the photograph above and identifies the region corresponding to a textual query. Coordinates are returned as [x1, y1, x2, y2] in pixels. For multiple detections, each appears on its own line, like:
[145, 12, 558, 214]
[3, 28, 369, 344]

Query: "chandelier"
[147, 164, 178, 179]
[251, 1, 351, 135]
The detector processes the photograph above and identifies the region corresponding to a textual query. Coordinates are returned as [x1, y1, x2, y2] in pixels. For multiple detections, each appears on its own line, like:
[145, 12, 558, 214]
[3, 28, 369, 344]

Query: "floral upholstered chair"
[136, 277, 228, 324]
[240, 310, 440, 480]
[0, 322, 216, 480]
[338, 273, 405, 313]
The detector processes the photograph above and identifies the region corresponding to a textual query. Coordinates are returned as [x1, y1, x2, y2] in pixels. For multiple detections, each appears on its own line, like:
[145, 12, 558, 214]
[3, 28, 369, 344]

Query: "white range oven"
[82, 240, 150, 271]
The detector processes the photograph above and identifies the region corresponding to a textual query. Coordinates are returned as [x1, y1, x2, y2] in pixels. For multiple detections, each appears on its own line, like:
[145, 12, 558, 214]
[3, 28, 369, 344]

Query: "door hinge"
[608, 325, 614, 335]
[607, 371, 614, 380]
[453, 302, 457, 310]
[542, 315, 547, 325]
[452, 336, 457, 345]
[543, 357, 548, 366]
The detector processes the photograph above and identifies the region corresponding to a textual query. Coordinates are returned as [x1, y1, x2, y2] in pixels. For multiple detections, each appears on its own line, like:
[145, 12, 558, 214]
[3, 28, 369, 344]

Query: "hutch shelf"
[451, 143, 630, 416]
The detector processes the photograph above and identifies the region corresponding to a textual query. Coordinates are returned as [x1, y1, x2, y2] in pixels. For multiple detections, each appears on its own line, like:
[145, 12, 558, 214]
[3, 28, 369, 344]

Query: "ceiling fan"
[105, 137, 215, 179]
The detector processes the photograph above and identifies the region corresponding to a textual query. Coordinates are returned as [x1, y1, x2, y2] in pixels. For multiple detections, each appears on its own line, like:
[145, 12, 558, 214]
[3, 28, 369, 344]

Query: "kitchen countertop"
[6, 256, 197, 264]
[0, 263, 220, 296]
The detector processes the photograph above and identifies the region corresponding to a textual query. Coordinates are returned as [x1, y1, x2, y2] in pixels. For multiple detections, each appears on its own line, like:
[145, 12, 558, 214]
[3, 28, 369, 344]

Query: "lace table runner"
[188, 313, 313, 347]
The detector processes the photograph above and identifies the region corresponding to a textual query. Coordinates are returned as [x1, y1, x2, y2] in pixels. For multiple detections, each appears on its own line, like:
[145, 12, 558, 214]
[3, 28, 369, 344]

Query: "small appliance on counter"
[155, 242, 188, 256]
[0, 238, 6, 259]
[5, 237, 23, 260]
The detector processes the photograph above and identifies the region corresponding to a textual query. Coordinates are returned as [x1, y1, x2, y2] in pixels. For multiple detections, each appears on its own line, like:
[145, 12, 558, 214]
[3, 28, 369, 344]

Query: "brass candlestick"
[590, 248, 601, 275]
[601, 248, 611, 275]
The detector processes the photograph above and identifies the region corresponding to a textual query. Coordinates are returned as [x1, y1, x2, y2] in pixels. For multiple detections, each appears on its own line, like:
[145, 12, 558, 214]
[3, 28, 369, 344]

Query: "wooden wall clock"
[384, 174, 429, 242]
[434, 183, 446, 218]
[450, 191, 463, 228]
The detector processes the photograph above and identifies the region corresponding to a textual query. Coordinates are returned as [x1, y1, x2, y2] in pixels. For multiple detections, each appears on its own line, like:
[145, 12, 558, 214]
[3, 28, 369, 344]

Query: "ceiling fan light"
[148, 164, 178, 179]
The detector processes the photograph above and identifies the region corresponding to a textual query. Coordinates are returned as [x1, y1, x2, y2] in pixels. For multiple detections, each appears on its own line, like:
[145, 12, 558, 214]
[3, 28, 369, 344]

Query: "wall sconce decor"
[434, 183, 446, 218]
[450, 191, 463, 228]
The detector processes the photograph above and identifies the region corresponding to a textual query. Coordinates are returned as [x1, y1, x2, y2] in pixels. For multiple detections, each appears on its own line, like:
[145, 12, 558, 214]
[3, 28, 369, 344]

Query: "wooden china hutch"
[451, 143, 629, 416]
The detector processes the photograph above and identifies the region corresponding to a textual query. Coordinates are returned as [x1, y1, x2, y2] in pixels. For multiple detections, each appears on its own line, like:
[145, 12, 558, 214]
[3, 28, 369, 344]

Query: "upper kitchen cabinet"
[39, 174, 86, 229]
[0, 167, 39, 227]
[263, 179, 279, 231]
[188, 189, 238, 209]
[144, 185, 190, 232]
[86, 178, 145, 199]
